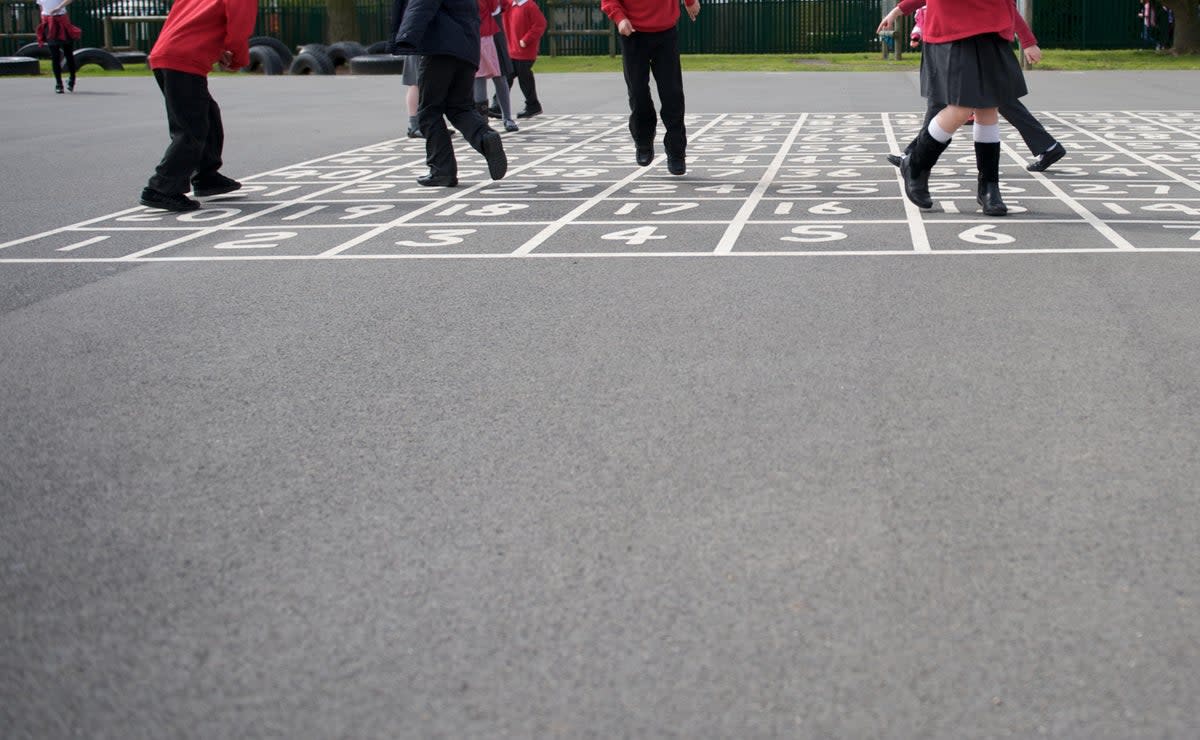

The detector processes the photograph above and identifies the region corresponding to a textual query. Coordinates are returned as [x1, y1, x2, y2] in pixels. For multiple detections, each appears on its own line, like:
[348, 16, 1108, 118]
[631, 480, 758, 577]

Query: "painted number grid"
[2, 111, 1199, 262]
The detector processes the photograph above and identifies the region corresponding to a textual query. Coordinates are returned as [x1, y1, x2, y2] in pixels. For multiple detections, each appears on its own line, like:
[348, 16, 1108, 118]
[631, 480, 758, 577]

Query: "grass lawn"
[17, 49, 1200, 79]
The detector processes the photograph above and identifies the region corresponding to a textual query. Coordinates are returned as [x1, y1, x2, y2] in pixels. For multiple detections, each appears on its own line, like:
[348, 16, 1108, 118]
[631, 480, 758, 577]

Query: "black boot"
[975, 141, 1007, 217]
[900, 128, 950, 209]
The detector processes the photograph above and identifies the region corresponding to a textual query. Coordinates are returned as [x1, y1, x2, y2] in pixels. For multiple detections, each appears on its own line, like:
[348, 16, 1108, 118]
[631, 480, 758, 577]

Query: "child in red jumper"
[879, 0, 1027, 217]
[140, 0, 257, 212]
[504, 0, 547, 118]
[601, 0, 700, 175]
[36, 0, 81, 94]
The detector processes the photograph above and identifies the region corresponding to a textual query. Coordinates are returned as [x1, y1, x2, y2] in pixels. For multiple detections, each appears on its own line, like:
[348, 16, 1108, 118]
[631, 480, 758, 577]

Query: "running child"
[504, 0, 546, 118]
[35, 0, 81, 94]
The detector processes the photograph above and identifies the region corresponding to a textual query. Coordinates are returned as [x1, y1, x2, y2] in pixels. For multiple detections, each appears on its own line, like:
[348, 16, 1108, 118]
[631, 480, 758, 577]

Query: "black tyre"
[366, 41, 390, 55]
[298, 43, 328, 57]
[15, 43, 49, 59]
[348, 54, 406, 75]
[0, 56, 40, 76]
[248, 35, 293, 68]
[113, 50, 148, 66]
[326, 41, 367, 68]
[243, 45, 284, 75]
[288, 49, 335, 76]
[72, 47, 124, 71]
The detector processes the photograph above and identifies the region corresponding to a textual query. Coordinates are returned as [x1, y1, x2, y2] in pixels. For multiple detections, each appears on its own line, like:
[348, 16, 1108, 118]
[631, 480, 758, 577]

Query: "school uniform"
[35, 0, 81, 92]
[391, 0, 508, 184]
[143, 0, 256, 208]
[893, 0, 1026, 216]
[600, 0, 699, 171]
[503, 0, 546, 115]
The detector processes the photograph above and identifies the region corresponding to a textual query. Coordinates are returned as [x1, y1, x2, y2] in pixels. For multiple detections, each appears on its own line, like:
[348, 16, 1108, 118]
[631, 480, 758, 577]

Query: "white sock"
[973, 122, 1001, 144]
[927, 119, 953, 143]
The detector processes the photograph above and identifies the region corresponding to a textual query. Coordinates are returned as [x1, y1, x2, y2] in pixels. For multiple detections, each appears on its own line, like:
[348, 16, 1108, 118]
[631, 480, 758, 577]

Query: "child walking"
[139, 0, 257, 211]
[879, 0, 1028, 217]
[35, 0, 81, 94]
[889, 3, 1066, 175]
[504, 0, 546, 118]
[391, 0, 508, 187]
[601, 0, 701, 175]
[475, 0, 518, 132]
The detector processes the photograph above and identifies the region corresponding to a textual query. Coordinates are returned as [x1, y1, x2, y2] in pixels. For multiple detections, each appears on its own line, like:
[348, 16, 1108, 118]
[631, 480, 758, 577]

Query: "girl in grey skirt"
[879, 0, 1028, 217]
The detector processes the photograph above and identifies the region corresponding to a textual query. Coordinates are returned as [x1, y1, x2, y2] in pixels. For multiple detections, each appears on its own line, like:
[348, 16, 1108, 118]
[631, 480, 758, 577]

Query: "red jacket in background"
[601, 0, 698, 34]
[149, 0, 258, 76]
[895, 0, 1014, 45]
[504, 0, 546, 61]
[479, 0, 501, 36]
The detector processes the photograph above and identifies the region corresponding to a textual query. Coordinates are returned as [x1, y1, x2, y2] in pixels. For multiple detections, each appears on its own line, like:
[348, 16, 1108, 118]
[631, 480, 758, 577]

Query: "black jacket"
[390, 0, 481, 67]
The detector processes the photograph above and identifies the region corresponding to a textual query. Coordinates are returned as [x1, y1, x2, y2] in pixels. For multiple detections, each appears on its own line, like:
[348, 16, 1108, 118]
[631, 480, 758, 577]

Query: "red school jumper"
[149, 0, 258, 75]
[600, 0, 698, 34]
[895, 0, 1014, 44]
[504, 0, 547, 62]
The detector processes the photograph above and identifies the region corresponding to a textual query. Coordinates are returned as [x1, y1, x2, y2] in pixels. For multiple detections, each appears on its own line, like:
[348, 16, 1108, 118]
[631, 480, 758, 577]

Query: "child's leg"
[195, 91, 225, 181]
[406, 84, 420, 132]
[899, 103, 961, 208]
[648, 29, 686, 160]
[64, 39, 76, 85]
[619, 31, 656, 152]
[514, 59, 540, 112]
[49, 43, 64, 90]
[442, 58, 506, 179]
[473, 77, 488, 105]
[147, 69, 212, 195]
[972, 107, 1006, 216]
[491, 75, 514, 126]
[999, 99, 1056, 157]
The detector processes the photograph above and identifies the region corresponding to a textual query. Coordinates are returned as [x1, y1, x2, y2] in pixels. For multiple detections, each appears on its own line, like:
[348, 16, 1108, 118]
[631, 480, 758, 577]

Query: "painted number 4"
[601, 226, 667, 246]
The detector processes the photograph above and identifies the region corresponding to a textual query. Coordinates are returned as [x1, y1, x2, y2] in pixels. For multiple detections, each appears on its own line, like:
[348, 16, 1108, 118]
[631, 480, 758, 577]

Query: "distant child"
[35, 0, 81, 94]
[601, 0, 701, 175]
[504, 0, 546, 118]
[392, 0, 508, 187]
[475, 0, 518, 132]
[139, 0, 257, 211]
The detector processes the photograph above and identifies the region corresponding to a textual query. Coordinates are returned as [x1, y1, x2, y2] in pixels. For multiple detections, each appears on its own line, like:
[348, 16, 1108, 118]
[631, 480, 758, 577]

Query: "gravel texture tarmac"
[2, 71, 1199, 739]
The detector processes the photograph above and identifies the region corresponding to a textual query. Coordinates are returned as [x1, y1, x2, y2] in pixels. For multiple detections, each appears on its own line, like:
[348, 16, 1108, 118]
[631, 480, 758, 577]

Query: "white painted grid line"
[714, 113, 808, 254]
[880, 112, 933, 252]
[510, 114, 730, 256]
[318, 121, 633, 257]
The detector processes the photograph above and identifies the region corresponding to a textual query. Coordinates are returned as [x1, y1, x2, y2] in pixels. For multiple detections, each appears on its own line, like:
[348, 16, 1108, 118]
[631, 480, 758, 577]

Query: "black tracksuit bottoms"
[620, 27, 686, 158]
[148, 68, 224, 195]
[417, 55, 493, 178]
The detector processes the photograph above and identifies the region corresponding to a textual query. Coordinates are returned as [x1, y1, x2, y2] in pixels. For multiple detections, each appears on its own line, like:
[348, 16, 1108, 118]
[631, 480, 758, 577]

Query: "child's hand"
[618, 19, 634, 36]
[876, 7, 900, 34]
[1023, 45, 1042, 65]
[218, 50, 235, 71]
[519, 39, 526, 48]
[685, 0, 700, 21]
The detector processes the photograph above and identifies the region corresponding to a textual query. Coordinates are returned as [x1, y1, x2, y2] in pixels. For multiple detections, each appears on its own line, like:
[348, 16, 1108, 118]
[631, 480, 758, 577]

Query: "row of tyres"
[245, 38, 406, 76]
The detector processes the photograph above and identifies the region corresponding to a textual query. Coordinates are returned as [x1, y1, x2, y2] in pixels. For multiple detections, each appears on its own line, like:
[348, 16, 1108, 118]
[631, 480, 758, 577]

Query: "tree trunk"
[1161, 0, 1199, 54]
[326, 0, 359, 44]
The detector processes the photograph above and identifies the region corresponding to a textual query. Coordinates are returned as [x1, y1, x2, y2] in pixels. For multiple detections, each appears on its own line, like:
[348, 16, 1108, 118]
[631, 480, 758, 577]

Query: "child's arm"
[395, 0, 440, 50]
[521, 3, 547, 48]
[600, 0, 631, 33]
[223, 0, 257, 70]
[1012, 5, 1038, 49]
[683, 0, 699, 22]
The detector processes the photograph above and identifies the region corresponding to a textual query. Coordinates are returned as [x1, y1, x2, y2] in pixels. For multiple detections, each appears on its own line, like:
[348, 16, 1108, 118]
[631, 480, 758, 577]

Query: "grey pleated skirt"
[920, 33, 1028, 108]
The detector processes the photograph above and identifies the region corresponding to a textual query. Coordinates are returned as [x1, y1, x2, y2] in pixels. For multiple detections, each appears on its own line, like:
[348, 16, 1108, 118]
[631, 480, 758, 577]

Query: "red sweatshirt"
[149, 0, 257, 76]
[480, 0, 500, 37]
[504, 0, 546, 61]
[601, 0, 698, 34]
[896, 0, 1014, 45]
[915, 1, 1038, 48]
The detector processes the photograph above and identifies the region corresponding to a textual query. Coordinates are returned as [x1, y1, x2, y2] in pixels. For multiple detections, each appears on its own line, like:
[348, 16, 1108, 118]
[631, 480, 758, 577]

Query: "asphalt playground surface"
[3, 70, 1200, 738]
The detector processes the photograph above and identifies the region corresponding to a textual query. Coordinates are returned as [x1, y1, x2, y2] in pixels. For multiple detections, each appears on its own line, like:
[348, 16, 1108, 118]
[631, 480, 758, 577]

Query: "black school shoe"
[667, 156, 686, 176]
[516, 105, 542, 119]
[886, 153, 903, 168]
[635, 145, 653, 167]
[140, 187, 200, 212]
[407, 127, 423, 138]
[417, 173, 458, 187]
[1027, 142, 1066, 172]
[481, 131, 508, 180]
[192, 173, 242, 197]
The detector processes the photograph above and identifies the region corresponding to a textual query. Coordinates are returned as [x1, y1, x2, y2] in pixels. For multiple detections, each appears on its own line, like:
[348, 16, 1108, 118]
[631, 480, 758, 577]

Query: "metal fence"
[1, 0, 1150, 58]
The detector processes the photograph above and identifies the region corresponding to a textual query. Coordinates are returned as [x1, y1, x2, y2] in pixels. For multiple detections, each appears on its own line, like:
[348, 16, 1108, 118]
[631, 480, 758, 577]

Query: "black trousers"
[507, 59, 539, 108]
[619, 27, 686, 158]
[148, 68, 224, 195]
[908, 98, 1056, 157]
[417, 55, 492, 178]
[48, 40, 76, 87]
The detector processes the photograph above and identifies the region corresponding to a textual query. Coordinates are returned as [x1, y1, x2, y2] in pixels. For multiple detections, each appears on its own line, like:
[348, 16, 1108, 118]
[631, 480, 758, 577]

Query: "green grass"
[16, 48, 1200, 79]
